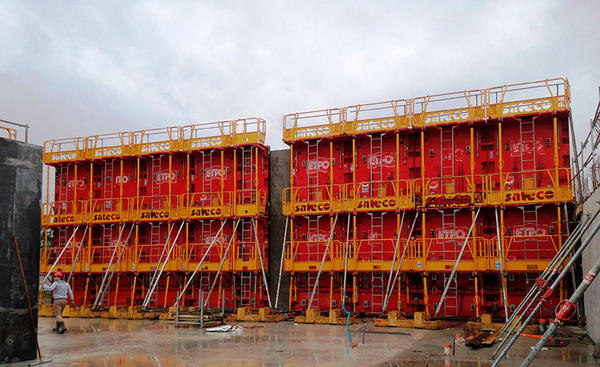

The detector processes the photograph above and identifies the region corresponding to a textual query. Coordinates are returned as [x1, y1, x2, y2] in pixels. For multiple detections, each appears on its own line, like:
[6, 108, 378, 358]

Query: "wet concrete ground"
[11, 318, 599, 366]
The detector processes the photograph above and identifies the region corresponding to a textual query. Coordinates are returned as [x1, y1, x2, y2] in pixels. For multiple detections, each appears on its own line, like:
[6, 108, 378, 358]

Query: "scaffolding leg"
[495, 208, 509, 322]
[252, 218, 272, 308]
[274, 217, 289, 310]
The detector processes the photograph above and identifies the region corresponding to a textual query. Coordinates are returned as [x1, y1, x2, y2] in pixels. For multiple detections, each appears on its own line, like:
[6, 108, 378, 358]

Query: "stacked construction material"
[41, 119, 270, 317]
[282, 78, 574, 319]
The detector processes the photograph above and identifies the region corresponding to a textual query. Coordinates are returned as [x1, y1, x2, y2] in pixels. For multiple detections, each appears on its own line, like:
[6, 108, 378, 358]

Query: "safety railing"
[44, 137, 87, 163]
[283, 108, 344, 142]
[283, 78, 571, 142]
[487, 78, 570, 120]
[503, 234, 561, 263]
[283, 184, 343, 215]
[486, 168, 573, 205]
[283, 240, 343, 270]
[43, 118, 267, 164]
[0, 119, 29, 142]
[86, 132, 132, 159]
[345, 180, 414, 211]
[411, 89, 485, 128]
[343, 99, 410, 134]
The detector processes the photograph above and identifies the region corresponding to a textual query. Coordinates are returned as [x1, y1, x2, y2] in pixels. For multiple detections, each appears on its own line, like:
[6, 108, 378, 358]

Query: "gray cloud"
[1, 0, 599, 151]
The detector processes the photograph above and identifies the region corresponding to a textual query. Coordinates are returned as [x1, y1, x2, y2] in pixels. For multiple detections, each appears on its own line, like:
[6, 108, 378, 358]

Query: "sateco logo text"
[503, 100, 552, 114]
[356, 119, 395, 132]
[295, 127, 330, 138]
[94, 147, 122, 157]
[192, 137, 222, 149]
[141, 142, 170, 153]
[51, 153, 76, 161]
[425, 110, 469, 124]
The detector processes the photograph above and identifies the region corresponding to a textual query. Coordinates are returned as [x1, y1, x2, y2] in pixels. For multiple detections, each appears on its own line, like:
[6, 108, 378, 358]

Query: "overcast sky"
[1, 1, 599, 151]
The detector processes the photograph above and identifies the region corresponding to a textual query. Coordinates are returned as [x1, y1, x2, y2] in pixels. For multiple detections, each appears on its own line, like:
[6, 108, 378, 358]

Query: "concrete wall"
[582, 186, 600, 345]
[0, 137, 42, 363]
[268, 149, 290, 310]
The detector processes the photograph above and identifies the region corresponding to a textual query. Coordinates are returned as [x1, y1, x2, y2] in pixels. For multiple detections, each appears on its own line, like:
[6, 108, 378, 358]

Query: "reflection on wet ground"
[9, 318, 597, 367]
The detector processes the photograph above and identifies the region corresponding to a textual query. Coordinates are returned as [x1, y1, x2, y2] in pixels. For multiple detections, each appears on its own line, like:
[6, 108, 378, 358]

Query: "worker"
[41, 272, 74, 334]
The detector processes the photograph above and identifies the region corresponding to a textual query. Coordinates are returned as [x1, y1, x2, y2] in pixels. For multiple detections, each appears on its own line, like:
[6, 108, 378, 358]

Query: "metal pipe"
[521, 253, 600, 366]
[203, 219, 240, 307]
[143, 221, 185, 309]
[174, 219, 228, 306]
[66, 225, 90, 283]
[384, 211, 406, 305]
[435, 207, 481, 316]
[274, 217, 289, 309]
[93, 224, 127, 308]
[308, 214, 339, 310]
[252, 218, 273, 308]
[94, 224, 135, 309]
[342, 213, 351, 301]
[40, 225, 81, 289]
[495, 208, 509, 322]
[492, 212, 600, 365]
[382, 212, 420, 312]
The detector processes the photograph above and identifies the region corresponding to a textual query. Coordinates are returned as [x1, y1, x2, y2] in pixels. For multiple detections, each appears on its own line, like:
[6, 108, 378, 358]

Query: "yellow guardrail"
[283, 78, 570, 142]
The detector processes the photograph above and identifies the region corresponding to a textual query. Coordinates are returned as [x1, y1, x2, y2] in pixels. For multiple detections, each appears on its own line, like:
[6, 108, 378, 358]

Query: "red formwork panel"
[502, 204, 562, 262]
[290, 273, 340, 311]
[287, 215, 345, 265]
[421, 124, 473, 195]
[423, 208, 477, 263]
[354, 212, 402, 264]
[291, 139, 350, 192]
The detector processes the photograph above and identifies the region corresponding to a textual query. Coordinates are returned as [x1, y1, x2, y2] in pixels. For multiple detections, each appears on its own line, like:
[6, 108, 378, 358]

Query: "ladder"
[440, 126, 455, 193]
[102, 224, 113, 264]
[57, 164, 69, 204]
[150, 223, 161, 262]
[103, 159, 114, 199]
[442, 273, 459, 316]
[306, 140, 319, 201]
[151, 155, 162, 209]
[239, 272, 253, 307]
[441, 209, 458, 261]
[370, 272, 385, 312]
[369, 133, 383, 196]
[201, 151, 213, 195]
[307, 216, 320, 262]
[370, 213, 384, 261]
[240, 147, 254, 204]
[55, 227, 69, 265]
[519, 119, 537, 188]
[240, 218, 252, 261]
[307, 273, 319, 308]
[521, 206, 540, 260]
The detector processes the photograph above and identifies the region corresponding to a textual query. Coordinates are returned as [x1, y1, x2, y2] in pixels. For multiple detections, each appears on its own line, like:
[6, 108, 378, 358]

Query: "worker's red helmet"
[53, 272, 63, 279]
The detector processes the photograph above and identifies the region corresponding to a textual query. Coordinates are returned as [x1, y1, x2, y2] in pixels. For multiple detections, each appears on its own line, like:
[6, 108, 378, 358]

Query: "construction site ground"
[7, 318, 597, 366]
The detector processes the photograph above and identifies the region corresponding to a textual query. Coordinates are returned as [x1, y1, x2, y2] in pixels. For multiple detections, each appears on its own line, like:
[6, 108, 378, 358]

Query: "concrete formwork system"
[39, 118, 270, 318]
[282, 78, 575, 321]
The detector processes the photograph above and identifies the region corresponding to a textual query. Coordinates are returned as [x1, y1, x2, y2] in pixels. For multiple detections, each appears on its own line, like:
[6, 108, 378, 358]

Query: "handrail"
[0, 119, 29, 142]
[283, 78, 570, 141]
[43, 118, 267, 163]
